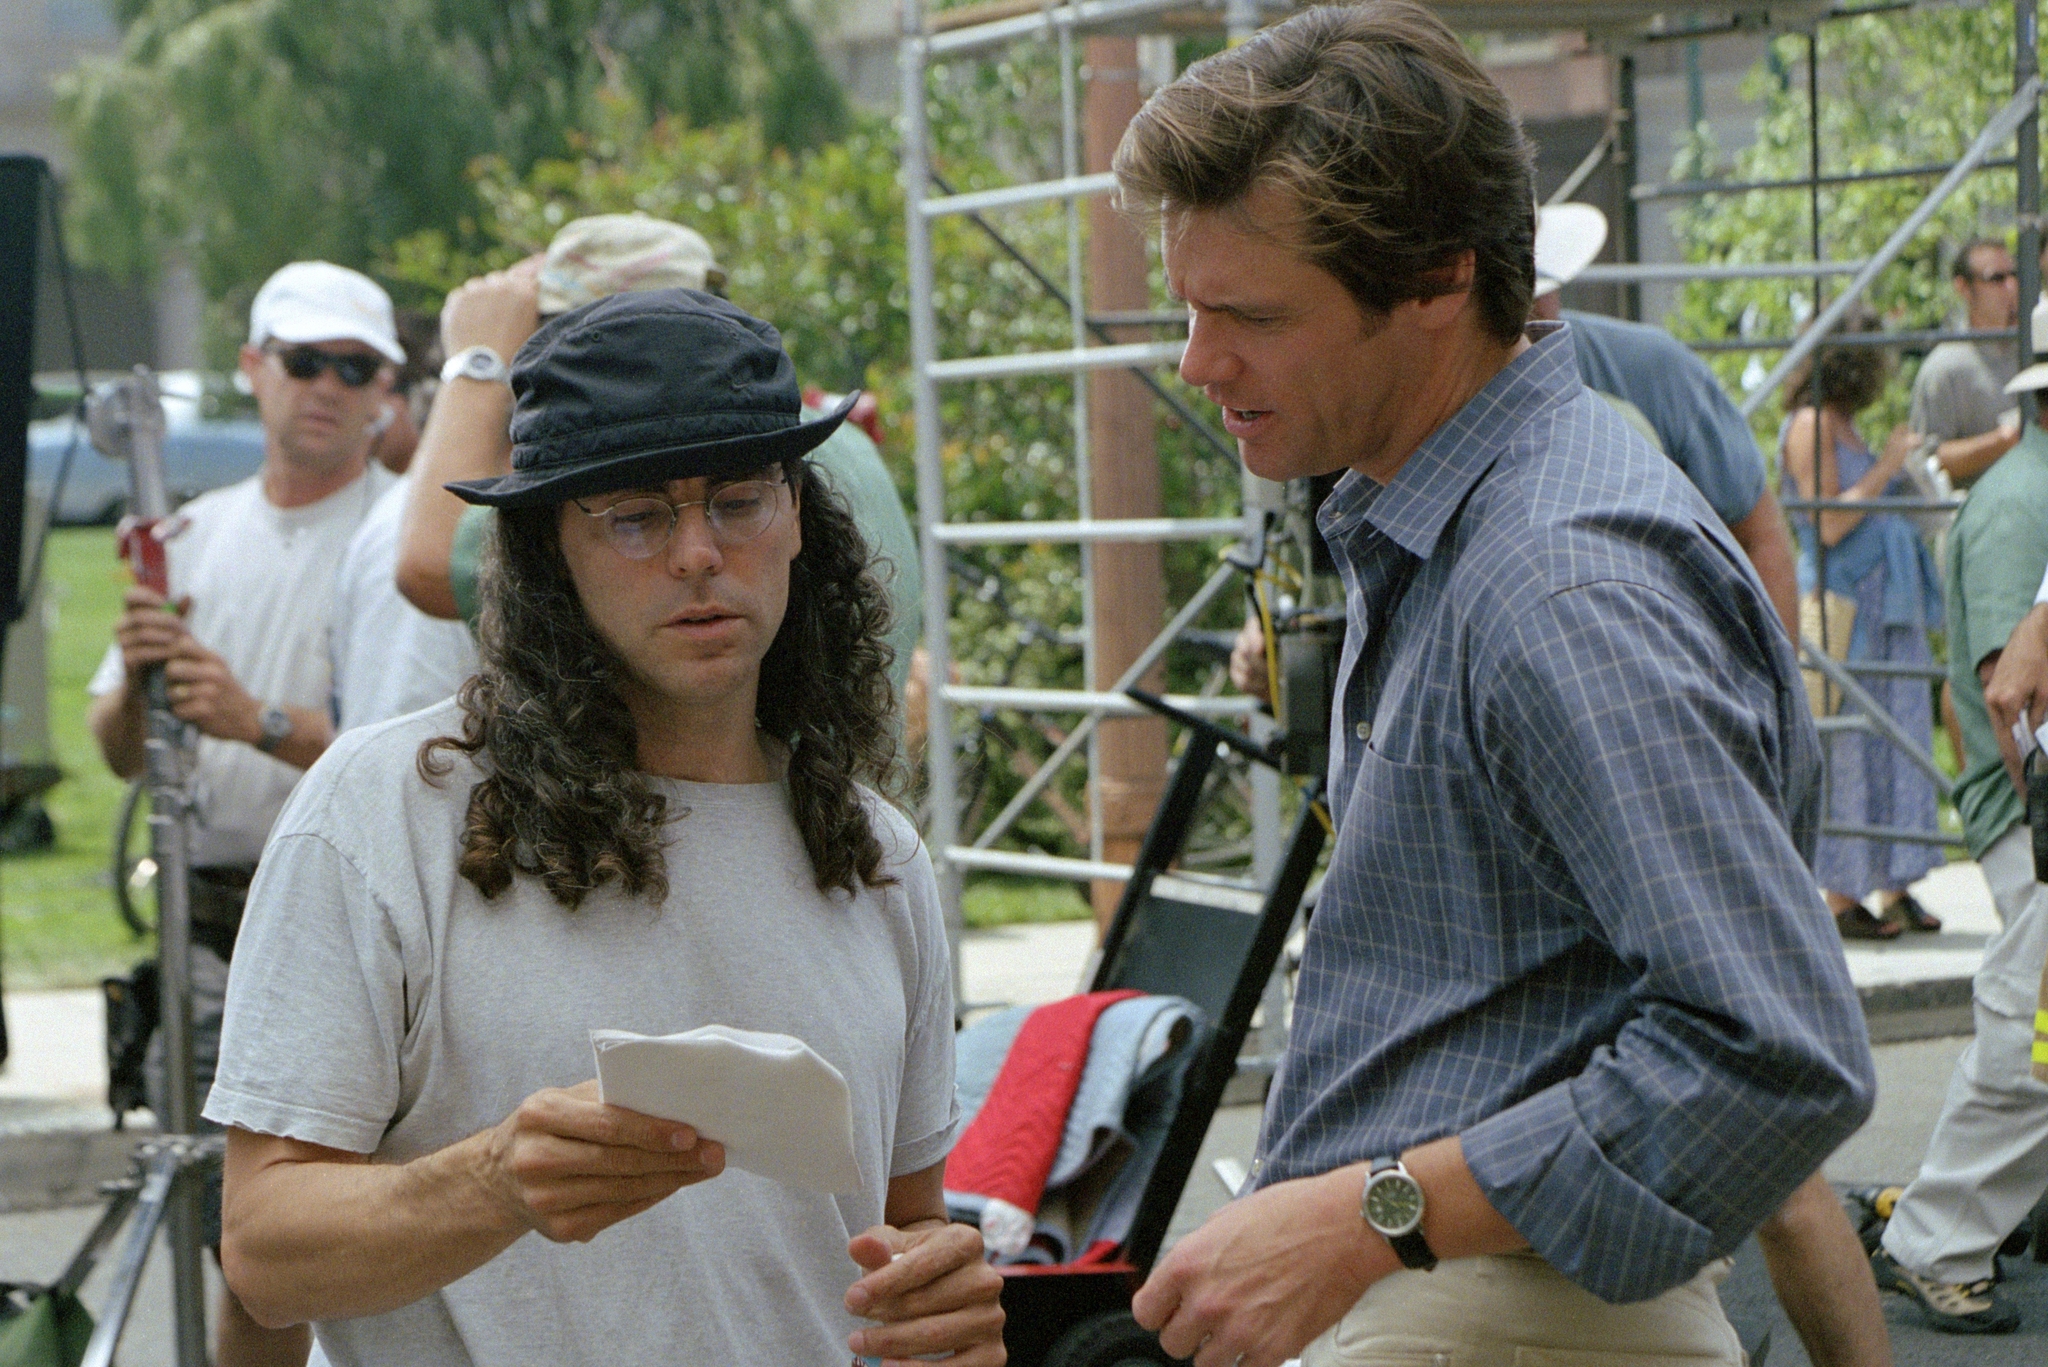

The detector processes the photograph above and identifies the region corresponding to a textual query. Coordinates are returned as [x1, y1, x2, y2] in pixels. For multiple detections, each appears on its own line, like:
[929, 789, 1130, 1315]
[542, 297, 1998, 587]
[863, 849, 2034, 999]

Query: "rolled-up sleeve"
[1460, 579, 1875, 1304]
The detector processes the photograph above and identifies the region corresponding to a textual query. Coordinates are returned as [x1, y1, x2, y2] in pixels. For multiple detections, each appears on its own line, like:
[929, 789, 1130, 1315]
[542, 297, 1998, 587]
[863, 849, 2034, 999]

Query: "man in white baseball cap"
[89, 258, 403, 1367]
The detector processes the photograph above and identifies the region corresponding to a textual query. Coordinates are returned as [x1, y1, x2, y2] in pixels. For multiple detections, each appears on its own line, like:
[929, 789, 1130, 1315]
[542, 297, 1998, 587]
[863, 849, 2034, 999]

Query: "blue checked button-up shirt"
[1256, 323, 1875, 1305]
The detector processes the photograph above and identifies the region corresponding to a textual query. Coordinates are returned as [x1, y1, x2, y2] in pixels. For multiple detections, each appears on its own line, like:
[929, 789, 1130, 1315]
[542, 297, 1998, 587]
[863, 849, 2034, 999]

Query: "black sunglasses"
[270, 345, 385, 388]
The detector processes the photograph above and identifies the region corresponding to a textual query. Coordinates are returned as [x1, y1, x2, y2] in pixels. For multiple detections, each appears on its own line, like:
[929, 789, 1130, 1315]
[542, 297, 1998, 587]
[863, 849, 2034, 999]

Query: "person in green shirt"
[1872, 366, 2048, 1334]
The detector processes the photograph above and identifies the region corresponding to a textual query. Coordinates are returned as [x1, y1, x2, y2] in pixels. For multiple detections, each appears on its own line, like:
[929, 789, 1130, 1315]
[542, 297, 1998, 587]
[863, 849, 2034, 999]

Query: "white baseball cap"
[248, 261, 405, 364]
[1533, 203, 1609, 299]
[2006, 295, 2048, 394]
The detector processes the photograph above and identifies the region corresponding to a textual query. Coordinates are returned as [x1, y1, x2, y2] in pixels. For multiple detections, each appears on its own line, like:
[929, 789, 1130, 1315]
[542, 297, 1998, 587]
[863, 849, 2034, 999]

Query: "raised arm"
[395, 258, 541, 619]
[221, 1081, 722, 1327]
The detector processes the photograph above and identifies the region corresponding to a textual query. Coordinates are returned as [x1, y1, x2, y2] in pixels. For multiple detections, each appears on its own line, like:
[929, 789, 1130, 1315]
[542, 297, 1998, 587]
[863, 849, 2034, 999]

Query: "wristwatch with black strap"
[1361, 1155, 1438, 1271]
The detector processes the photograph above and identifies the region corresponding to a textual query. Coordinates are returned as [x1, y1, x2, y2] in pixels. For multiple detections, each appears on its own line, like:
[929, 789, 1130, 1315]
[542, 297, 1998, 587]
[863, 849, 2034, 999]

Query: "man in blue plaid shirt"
[1113, 6, 1876, 1365]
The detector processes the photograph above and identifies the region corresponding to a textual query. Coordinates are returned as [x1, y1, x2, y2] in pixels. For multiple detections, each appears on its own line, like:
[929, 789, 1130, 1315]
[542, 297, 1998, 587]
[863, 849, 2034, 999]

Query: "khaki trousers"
[1299, 1252, 1745, 1367]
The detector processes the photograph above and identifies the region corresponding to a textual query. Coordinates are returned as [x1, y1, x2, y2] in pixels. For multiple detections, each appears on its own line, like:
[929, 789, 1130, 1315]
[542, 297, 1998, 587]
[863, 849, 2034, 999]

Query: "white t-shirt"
[330, 476, 478, 733]
[88, 468, 394, 866]
[204, 701, 960, 1367]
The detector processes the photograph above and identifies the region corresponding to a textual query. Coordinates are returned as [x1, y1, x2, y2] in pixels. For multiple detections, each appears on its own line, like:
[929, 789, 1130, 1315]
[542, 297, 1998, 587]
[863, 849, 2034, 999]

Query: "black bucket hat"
[447, 288, 857, 508]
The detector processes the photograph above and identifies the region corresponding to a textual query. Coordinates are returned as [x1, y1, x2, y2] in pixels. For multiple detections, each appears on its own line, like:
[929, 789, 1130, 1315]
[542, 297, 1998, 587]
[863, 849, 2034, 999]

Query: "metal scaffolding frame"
[902, 0, 1263, 992]
[901, 0, 2044, 964]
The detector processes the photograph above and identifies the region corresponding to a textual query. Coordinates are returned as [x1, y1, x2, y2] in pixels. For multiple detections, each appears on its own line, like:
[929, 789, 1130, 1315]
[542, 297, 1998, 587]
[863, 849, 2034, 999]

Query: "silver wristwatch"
[1362, 1156, 1437, 1271]
[440, 344, 512, 386]
[254, 705, 293, 755]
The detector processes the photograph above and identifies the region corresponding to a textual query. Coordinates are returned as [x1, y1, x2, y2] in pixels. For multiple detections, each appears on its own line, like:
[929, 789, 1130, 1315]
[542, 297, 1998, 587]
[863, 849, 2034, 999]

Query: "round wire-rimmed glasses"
[570, 478, 787, 560]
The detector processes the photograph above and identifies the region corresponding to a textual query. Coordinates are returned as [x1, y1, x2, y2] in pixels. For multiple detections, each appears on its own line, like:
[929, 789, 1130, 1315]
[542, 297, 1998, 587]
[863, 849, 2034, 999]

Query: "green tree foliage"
[54, 0, 850, 359]
[1670, 5, 2039, 447]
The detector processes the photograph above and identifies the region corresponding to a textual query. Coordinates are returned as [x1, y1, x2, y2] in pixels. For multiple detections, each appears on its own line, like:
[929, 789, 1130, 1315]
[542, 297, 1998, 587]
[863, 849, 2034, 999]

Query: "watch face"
[1365, 1172, 1424, 1236]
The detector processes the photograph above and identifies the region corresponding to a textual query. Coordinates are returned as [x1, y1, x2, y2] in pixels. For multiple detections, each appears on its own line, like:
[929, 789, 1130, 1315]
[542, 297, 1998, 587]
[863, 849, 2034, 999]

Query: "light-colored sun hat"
[537, 213, 727, 316]
[1533, 203, 1609, 299]
[2005, 295, 2048, 394]
[248, 261, 405, 363]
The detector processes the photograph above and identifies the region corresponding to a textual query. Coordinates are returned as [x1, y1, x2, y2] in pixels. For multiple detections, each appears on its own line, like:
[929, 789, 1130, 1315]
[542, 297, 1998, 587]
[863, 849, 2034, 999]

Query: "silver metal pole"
[943, 685, 1259, 713]
[1057, 20, 1104, 870]
[1225, 0, 1258, 42]
[901, 11, 965, 998]
[926, 0, 1198, 59]
[928, 515, 1243, 543]
[973, 558, 1240, 849]
[921, 172, 1119, 217]
[1545, 122, 1617, 207]
[1741, 77, 2046, 417]
[88, 370, 209, 1366]
[1801, 645, 1956, 796]
[79, 1145, 180, 1367]
[1217, 0, 1290, 917]
[1572, 260, 1867, 283]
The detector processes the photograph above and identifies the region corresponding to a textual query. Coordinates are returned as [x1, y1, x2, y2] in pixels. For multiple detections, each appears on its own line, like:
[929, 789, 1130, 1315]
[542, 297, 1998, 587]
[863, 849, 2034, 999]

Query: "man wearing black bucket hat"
[200, 290, 1004, 1366]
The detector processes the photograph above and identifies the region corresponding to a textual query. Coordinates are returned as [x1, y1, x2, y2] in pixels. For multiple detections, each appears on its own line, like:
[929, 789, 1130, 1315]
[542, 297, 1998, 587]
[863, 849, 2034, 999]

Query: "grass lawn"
[961, 875, 1092, 929]
[3, 526, 151, 991]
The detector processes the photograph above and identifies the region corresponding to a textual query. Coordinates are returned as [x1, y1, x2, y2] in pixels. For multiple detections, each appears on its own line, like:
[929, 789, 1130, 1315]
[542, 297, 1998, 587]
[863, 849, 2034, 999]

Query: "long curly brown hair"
[419, 460, 900, 908]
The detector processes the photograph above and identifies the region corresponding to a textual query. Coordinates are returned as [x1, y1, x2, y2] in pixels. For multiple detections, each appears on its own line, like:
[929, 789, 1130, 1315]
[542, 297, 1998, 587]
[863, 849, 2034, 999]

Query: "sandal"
[1887, 893, 1943, 933]
[1836, 903, 1904, 940]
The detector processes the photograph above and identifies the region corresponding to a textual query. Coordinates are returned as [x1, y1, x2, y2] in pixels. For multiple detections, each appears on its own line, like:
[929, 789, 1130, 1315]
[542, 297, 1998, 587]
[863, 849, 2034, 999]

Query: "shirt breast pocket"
[1332, 742, 1499, 976]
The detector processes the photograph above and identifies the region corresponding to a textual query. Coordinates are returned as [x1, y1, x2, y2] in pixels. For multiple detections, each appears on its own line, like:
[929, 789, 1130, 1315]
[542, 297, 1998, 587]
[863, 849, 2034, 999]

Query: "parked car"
[27, 373, 265, 525]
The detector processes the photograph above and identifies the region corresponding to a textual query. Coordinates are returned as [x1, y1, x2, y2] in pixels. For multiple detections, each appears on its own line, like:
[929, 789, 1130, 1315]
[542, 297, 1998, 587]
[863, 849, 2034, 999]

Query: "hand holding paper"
[593, 1025, 862, 1194]
[478, 1079, 724, 1246]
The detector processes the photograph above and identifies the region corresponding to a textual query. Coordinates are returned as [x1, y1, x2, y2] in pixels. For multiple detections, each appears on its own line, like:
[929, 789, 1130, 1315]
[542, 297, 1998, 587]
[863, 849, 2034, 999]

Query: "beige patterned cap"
[537, 213, 726, 315]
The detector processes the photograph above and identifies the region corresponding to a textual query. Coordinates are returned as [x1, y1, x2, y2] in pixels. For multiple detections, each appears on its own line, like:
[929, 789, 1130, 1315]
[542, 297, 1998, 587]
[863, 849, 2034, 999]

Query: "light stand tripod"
[79, 368, 213, 1367]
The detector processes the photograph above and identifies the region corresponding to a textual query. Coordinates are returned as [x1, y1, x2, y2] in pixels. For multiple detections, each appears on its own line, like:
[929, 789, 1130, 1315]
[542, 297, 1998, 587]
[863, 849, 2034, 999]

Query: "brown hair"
[419, 460, 901, 907]
[1112, 1, 1536, 344]
[1779, 313, 1889, 416]
[1952, 235, 2009, 283]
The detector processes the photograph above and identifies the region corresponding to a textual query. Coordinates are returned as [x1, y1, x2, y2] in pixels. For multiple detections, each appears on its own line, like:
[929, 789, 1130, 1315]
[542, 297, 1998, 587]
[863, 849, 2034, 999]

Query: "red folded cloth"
[944, 989, 1143, 1217]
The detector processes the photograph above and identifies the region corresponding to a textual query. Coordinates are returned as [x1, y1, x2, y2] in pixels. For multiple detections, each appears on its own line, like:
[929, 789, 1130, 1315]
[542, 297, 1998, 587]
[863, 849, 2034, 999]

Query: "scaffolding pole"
[900, 0, 965, 1000]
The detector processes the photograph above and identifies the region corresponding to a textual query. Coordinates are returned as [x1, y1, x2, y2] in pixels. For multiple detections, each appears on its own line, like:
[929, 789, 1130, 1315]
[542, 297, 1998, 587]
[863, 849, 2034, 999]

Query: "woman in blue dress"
[1780, 337, 1947, 940]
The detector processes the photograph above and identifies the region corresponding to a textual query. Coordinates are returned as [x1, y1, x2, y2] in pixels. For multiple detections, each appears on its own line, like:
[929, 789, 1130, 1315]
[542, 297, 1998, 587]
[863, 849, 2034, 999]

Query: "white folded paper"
[592, 1025, 861, 1194]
